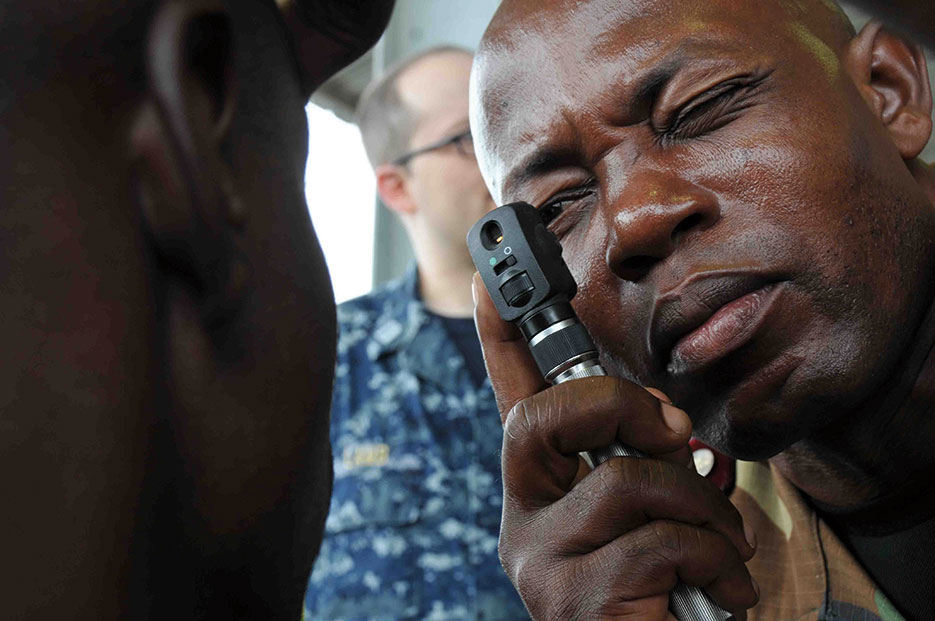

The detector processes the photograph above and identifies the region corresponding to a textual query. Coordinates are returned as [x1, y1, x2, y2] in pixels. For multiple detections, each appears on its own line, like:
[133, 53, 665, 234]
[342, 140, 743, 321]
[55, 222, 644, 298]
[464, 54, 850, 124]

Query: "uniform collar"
[368, 266, 471, 391]
[367, 265, 427, 357]
[732, 461, 901, 620]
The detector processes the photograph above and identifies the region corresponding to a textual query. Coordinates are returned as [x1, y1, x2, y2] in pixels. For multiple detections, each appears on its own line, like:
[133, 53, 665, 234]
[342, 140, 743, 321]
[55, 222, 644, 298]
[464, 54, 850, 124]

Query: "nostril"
[616, 255, 658, 281]
[673, 212, 705, 235]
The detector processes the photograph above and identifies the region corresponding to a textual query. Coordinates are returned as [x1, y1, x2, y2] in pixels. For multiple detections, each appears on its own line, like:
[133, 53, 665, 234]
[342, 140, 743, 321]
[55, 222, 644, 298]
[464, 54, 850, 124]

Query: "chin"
[676, 336, 813, 454]
[693, 364, 846, 462]
[697, 405, 799, 462]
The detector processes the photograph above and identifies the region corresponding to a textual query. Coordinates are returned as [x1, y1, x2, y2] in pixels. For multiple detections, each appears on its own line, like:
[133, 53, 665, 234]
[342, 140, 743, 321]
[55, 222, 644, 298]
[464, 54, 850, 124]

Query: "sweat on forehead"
[477, 0, 855, 98]
[470, 0, 856, 196]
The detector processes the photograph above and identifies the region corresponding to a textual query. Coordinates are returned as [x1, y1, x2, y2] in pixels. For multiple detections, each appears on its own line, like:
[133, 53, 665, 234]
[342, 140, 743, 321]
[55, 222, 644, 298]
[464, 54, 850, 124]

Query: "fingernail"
[471, 273, 480, 306]
[644, 386, 672, 403]
[660, 402, 690, 435]
[744, 519, 757, 551]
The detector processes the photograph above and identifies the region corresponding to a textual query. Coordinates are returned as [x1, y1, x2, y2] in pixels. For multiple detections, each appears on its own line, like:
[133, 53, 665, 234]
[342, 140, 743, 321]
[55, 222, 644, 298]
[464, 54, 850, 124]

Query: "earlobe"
[131, 101, 204, 277]
[845, 20, 933, 159]
[131, 0, 248, 325]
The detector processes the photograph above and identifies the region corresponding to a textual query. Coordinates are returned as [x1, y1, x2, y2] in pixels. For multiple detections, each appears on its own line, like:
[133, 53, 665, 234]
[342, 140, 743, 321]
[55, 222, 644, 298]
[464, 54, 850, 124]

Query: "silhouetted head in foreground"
[0, 1, 390, 618]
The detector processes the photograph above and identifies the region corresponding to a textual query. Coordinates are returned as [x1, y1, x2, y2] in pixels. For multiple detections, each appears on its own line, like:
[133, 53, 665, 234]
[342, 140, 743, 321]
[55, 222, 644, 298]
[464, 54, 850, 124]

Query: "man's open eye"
[658, 73, 769, 144]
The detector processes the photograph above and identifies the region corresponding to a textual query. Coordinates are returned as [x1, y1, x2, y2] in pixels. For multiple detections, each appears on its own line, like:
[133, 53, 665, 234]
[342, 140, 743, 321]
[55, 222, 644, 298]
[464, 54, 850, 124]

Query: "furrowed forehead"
[471, 0, 715, 199]
[471, 0, 852, 200]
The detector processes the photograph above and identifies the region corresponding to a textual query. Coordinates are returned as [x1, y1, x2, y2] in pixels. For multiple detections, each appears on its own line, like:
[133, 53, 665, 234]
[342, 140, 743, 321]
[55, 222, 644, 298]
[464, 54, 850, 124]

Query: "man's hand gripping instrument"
[467, 202, 729, 621]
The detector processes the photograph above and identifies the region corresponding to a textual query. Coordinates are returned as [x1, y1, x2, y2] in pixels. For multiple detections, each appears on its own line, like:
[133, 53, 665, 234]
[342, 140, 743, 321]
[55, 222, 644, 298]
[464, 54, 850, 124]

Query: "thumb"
[473, 272, 548, 422]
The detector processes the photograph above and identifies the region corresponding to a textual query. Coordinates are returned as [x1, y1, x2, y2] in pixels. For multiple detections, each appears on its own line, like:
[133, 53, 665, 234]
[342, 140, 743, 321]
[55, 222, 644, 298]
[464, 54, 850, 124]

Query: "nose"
[604, 171, 720, 282]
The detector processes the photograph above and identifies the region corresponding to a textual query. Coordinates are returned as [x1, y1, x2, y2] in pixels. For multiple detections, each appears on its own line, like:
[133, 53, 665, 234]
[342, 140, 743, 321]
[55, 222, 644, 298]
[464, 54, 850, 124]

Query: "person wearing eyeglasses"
[302, 47, 527, 620]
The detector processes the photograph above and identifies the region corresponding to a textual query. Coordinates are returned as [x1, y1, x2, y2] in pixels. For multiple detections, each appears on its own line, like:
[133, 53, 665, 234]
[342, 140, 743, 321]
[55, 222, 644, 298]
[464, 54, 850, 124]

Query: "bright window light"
[305, 103, 376, 304]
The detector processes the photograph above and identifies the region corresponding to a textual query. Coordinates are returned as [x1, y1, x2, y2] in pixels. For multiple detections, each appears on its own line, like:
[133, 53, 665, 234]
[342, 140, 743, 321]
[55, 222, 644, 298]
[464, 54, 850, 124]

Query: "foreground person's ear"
[131, 0, 248, 325]
[845, 19, 933, 159]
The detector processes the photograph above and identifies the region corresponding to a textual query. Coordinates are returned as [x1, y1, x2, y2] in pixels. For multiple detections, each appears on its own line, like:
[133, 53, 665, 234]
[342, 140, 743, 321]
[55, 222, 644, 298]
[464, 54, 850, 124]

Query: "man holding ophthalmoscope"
[470, 0, 935, 618]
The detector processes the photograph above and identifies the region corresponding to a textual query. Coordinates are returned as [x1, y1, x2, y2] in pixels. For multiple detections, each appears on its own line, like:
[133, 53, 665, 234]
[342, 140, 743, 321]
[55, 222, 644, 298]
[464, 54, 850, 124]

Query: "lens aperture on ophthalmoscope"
[481, 220, 504, 250]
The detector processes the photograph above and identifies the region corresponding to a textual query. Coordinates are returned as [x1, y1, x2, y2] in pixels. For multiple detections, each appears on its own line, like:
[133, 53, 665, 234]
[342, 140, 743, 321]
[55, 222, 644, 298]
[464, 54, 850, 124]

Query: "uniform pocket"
[305, 448, 427, 620]
[325, 443, 424, 532]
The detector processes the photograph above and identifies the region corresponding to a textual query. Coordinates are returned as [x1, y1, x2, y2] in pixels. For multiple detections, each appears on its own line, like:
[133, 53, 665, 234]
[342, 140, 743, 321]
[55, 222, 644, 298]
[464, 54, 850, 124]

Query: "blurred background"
[303, 0, 935, 304]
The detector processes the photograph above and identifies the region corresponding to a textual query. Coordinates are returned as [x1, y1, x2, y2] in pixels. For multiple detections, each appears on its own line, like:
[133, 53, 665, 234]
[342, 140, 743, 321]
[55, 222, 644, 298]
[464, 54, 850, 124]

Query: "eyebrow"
[507, 146, 581, 195]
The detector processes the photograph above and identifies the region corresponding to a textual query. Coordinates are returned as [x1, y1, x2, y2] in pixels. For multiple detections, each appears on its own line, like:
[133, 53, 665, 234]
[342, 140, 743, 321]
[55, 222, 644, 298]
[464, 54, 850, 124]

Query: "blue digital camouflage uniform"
[303, 267, 529, 620]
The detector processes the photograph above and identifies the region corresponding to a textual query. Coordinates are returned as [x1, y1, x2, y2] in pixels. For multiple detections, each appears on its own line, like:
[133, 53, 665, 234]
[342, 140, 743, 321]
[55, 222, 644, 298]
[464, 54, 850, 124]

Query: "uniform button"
[692, 447, 716, 477]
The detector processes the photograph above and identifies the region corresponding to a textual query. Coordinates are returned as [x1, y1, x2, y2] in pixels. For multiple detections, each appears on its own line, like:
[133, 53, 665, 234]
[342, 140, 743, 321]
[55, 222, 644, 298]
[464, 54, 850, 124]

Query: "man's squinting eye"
[539, 177, 597, 236]
[656, 71, 771, 145]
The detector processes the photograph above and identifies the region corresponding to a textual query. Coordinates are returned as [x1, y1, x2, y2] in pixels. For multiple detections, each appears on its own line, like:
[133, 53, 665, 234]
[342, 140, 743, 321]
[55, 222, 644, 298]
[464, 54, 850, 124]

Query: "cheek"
[562, 217, 652, 379]
[692, 90, 885, 292]
[454, 160, 492, 198]
[423, 161, 473, 202]
[562, 214, 608, 295]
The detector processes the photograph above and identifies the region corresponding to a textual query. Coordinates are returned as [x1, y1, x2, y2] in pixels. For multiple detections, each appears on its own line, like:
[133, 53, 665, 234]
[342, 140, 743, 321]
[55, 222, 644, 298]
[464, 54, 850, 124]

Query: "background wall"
[310, 1, 935, 292]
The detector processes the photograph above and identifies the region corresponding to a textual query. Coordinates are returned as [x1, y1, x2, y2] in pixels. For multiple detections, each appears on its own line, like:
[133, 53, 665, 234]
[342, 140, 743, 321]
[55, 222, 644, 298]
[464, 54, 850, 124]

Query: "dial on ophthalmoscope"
[467, 202, 729, 621]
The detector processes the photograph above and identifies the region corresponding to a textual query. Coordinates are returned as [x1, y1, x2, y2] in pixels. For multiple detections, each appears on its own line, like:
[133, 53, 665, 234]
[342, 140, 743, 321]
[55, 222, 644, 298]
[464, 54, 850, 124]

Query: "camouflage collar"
[366, 265, 428, 359]
[367, 265, 472, 391]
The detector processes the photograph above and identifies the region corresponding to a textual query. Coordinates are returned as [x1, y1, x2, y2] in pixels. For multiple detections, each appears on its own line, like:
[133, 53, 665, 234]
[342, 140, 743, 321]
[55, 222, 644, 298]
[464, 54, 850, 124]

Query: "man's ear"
[845, 20, 933, 159]
[375, 163, 417, 217]
[131, 0, 248, 325]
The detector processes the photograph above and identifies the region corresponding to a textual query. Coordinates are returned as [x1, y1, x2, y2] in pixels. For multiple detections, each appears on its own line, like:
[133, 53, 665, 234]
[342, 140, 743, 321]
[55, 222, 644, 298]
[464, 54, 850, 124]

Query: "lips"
[650, 272, 783, 375]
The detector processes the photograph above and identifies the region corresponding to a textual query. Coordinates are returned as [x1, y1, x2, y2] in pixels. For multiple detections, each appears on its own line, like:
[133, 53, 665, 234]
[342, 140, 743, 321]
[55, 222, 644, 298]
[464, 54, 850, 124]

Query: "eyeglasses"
[393, 129, 474, 166]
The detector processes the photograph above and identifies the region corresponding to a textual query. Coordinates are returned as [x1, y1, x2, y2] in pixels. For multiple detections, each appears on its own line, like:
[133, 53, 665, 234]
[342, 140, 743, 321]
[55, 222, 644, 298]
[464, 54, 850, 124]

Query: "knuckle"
[497, 510, 529, 573]
[511, 555, 561, 616]
[591, 458, 625, 497]
[599, 458, 643, 506]
[651, 520, 685, 557]
[502, 545, 593, 620]
[505, 393, 565, 462]
[616, 528, 677, 594]
[498, 511, 551, 577]
[503, 399, 537, 451]
[497, 539, 516, 575]
[636, 458, 677, 502]
[574, 458, 651, 529]
[503, 541, 536, 592]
